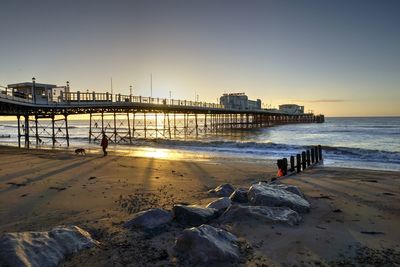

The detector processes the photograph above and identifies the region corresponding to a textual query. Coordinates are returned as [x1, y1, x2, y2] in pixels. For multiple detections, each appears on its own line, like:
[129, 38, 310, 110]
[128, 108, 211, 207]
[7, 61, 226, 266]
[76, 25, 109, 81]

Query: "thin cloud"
[292, 99, 347, 103]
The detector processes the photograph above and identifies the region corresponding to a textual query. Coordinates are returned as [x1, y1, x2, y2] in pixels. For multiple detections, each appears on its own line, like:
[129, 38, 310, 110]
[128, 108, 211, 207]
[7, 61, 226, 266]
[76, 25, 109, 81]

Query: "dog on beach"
[75, 148, 86, 155]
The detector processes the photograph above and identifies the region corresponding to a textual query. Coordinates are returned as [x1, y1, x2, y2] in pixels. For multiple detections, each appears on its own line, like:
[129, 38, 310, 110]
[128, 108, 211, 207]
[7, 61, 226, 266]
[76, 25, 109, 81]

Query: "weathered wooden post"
[282, 158, 288, 175]
[318, 145, 323, 161]
[290, 156, 295, 172]
[311, 147, 315, 163]
[296, 154, 301, 173]
[306, 150, 311, 166]
[301, 151, 306, 170]
[277, 159, 283, 176]
[315, 146, 319, 163]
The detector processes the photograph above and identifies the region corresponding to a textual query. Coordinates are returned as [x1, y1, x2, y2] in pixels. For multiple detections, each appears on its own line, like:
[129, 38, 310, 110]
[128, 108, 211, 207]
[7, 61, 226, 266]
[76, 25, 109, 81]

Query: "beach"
[1, 145, 399, 266]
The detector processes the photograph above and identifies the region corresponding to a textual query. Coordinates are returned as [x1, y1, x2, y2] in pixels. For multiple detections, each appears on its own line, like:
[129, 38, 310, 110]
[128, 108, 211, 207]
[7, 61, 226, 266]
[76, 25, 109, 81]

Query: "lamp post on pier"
[32, 77, 36, 103]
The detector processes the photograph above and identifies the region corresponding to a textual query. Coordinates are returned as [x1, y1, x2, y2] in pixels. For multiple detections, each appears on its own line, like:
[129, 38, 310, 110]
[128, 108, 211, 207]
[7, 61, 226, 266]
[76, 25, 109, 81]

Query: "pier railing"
[0, 90, 223, 109]
[60, 91, 223, 108]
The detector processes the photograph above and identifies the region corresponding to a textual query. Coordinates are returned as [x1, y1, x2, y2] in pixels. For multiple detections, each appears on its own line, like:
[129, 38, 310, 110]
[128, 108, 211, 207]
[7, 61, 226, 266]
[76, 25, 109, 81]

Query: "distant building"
[7, 81, 68, 104]
[278, 104, 305, 114]
[220, 93, 261, 110]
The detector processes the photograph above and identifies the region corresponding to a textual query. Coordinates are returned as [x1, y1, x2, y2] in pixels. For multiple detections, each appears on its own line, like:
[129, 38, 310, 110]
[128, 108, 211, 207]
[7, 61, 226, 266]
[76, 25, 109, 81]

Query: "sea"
[0, 117, 399, 171]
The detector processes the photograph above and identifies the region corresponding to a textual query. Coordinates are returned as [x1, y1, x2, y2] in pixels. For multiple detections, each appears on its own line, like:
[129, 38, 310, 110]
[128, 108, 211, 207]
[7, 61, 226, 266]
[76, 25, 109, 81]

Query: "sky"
[0, 0, 399, 116]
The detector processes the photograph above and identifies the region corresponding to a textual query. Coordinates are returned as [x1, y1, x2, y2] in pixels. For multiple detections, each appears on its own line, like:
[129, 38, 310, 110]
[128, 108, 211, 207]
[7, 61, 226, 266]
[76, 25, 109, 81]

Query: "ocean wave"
[118, 139, 400, 164]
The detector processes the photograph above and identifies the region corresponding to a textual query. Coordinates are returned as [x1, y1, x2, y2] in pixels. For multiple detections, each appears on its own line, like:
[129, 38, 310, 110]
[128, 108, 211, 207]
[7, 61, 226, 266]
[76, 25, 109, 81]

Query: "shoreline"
[1, 144, 399, 173]
[1, 145, 400, 265]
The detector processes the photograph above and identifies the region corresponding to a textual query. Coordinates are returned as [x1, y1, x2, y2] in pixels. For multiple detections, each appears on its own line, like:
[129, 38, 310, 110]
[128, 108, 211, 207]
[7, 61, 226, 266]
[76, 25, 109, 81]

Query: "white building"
[220, 93, 261, 110]
[278, 104, 305, 114]
[7, 80, 68, 104]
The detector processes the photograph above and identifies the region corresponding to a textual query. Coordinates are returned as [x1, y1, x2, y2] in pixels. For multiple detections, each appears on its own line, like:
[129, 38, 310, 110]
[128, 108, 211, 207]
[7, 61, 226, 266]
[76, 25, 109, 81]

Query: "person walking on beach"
[101, 134, 108, 156]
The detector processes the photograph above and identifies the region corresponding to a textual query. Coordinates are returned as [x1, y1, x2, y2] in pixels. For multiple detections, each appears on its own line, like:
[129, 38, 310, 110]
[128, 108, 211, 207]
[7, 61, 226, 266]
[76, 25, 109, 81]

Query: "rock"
[0, 225, 98, 267]
[123, 208, 173, 230]
[206, 197, 231, 211]
[248, 182, 310, 213]
[229, 188, 248, 203]
[174, 224, 239, 264]
[209, 184, 235, 197]
[173, 205, 218, 226]
[273, 183, 305, 198]
[220, 205, 301, 226]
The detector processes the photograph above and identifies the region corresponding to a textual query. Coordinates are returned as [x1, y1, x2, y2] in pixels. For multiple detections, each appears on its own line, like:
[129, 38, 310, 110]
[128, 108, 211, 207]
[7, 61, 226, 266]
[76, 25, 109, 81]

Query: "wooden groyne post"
[277, 145, 323, 177]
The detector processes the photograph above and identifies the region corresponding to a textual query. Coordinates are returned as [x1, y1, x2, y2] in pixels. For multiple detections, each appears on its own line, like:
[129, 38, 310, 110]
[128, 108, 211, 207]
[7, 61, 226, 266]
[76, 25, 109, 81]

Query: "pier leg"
[132, 112, 136, 139]
[101, 112, 104, 133]
[65, 114, 70, 147]
[89, 113, 92, 143]
[306, 150, 311, 166]
[155, 113, 158, 138]
[24, 115, 29, 148]
[184, 113, 187, 137]
[167, 113, 171, 139]
[17, 115, 21, 148]
[113, 112, 117, 143]
[195, 114, 198, 137]
[35, 115, 39, 145]
[51, 115, 56, 147]
[144, 112, 147, 139]
[127, 112, 132, 144]
[173, 113, 176, 138]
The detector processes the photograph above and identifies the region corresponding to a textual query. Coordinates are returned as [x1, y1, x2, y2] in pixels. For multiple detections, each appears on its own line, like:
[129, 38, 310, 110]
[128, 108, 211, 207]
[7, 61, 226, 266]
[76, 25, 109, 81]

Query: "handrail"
[60, 91, 224, 109]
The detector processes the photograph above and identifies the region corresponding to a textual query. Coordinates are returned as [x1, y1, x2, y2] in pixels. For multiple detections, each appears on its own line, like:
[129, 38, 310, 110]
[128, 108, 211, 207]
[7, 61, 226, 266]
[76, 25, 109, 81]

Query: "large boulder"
[123, 208, 173, 230]
[0, 225, 98, 267]
[248, 182, 310, 213]
[272, 184, 305, 198]
[206, 197, 231, 212]
[229, 188, 248, 203]
[173, 205, 218, 226]
[209, 184, 235, 197]
[174, 224, 239, 264]
[220, 205, 301, 226]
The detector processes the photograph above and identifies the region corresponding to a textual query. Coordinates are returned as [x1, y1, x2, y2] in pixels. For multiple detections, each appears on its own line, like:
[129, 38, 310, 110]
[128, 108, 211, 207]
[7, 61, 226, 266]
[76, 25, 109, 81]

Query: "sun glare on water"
[119, 147, 185, 160]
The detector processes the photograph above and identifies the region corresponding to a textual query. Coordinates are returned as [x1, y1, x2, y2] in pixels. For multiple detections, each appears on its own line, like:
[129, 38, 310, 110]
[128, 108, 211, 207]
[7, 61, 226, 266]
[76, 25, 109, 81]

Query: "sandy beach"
[0, 145, 399, 266]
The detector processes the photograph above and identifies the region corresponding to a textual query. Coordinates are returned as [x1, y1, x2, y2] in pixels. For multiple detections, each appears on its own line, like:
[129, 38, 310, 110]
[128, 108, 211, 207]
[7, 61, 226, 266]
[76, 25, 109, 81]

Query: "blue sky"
[1, 0, 399, 116]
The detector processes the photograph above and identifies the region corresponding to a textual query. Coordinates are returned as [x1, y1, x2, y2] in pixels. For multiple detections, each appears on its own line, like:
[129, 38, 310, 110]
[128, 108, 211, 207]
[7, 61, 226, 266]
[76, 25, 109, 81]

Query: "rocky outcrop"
[248, 182, 310, 213]
[123, 208, 173, 230]
[220, 205, 301, 226]
[0, 225, 98, 267]
[206, 197, 231, 212]
[209, 184, 235, 197]
[174, 224, 239, 264]
[229, 188, 248, 203]
[173, 205, 218, 226]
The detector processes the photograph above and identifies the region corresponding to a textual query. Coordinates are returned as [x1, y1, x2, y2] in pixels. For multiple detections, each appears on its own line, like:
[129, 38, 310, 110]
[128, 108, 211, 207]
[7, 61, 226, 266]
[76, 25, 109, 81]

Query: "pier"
[0, 83, 324, 148]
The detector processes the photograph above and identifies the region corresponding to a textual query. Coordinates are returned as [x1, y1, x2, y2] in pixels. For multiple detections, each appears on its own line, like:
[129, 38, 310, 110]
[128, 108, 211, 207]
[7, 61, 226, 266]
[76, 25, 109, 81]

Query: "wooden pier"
[0, 90, 325, 148]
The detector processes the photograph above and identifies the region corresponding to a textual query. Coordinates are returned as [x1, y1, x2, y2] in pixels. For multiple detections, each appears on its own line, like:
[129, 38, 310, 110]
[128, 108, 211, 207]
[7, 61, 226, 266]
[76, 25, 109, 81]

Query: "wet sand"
[0, 145, 399, 266]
